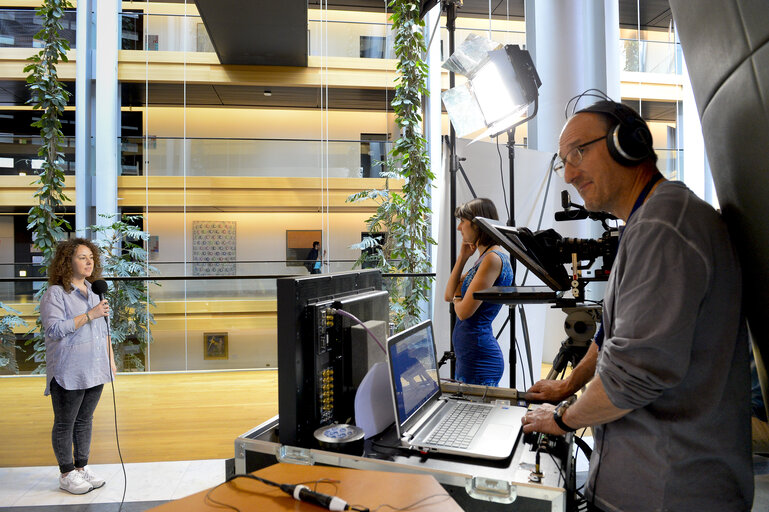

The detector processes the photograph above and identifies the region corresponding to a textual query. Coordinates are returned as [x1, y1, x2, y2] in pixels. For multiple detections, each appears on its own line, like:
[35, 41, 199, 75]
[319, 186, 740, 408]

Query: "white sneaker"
[79, 466, 105, 489]
[59, 470, 93, 494]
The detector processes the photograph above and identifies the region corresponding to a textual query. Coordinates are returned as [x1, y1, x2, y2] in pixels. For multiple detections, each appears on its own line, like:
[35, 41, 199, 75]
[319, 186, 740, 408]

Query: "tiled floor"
[0, 459, 225, 511]
[1, 455, 767, 511]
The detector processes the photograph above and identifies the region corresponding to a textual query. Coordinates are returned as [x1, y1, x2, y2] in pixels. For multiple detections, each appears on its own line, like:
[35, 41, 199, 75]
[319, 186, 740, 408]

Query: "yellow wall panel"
[117, 53, 398, 88]
[0, 48, 76, 80]
[154, 314, 274, 332]
[117, 176, 402, 209]
[0, 176, 76, 207]
[154, 299, 276, 315]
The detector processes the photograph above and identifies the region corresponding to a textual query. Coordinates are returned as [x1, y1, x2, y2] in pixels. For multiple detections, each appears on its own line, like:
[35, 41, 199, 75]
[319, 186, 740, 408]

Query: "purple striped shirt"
[40, 281, 112, 395]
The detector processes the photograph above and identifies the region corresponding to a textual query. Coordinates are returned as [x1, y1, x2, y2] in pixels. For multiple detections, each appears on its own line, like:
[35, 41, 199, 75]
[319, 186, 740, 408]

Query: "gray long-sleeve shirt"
[588, 181, 753, 512]
[40, 281, 112, 395]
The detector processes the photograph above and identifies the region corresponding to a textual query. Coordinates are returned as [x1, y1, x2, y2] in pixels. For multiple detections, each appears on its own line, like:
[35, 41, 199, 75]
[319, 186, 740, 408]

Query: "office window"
[360, 133, 389, 178]
[360, 36, 386, 59]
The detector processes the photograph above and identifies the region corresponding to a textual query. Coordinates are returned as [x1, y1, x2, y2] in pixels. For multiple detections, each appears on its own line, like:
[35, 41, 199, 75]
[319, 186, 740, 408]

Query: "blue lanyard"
[628, 172, 663, 222]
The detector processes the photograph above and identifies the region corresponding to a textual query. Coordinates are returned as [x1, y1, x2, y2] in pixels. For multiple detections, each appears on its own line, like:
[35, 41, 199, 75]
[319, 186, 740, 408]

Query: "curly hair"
[48, 238, 103, 292]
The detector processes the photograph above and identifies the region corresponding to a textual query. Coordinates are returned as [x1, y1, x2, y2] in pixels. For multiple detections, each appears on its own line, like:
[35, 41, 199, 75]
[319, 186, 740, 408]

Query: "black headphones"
[566, 90, 654, 167]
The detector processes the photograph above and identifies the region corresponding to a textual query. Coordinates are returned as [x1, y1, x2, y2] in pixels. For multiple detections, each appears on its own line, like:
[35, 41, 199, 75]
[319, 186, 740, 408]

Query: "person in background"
[40, 238, 115, 495]
[305, 241, 324, 274]
[444, 198, 513, 387]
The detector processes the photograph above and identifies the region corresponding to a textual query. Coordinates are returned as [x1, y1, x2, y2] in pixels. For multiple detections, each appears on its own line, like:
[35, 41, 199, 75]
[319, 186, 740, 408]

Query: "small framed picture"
[203, 332, 228, 360]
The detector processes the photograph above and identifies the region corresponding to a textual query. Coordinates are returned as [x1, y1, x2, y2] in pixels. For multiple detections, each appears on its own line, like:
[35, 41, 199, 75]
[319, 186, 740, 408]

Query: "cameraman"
[521, 100, 752, 511]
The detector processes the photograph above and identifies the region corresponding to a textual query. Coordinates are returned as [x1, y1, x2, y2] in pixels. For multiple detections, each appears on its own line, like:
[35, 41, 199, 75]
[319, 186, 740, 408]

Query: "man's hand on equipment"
[526, 378, 572, 403]
[522, 404, 566, 435]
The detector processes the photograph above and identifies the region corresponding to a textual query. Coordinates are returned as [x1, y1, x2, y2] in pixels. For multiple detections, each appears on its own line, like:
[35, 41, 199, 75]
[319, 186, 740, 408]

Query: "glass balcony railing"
[0, 135, 76, 176]
[120, 11, 214, 52]
[0, 134, 675, 181]
[1, 7, 681, 80]
[0, 134, 393, 178]
[0, 9, 76, 48]
[308, 19, 395, 59]
[120, 137, 394, 178]
[656, 148, 683, 181]
[620, 38, 683, 75]
[0, 269, 432, 373]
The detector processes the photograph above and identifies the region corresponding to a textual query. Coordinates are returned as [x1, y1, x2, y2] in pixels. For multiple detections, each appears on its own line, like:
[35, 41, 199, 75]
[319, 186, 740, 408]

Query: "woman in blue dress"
[444, 198, 513, 386]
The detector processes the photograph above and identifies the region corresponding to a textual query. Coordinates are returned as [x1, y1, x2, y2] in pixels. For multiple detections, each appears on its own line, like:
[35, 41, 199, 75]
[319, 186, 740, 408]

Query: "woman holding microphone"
[40, 238, 115, 494]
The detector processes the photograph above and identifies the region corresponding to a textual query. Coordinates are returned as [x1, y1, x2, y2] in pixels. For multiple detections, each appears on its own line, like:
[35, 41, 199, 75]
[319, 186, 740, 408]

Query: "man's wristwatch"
[553, 396, 577, 433]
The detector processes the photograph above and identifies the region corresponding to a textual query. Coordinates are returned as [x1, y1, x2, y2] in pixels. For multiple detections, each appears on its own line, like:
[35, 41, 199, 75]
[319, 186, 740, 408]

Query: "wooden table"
[150, 462, 463, 511]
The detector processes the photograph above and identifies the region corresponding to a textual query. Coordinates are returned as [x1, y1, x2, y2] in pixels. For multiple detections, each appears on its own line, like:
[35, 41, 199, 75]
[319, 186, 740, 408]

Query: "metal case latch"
[465, 476, 517, 504]
[276, 445, 314, 465]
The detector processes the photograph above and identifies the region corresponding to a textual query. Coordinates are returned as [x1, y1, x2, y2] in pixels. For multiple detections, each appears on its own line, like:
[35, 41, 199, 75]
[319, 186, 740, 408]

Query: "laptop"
[386, 320, 525, 460]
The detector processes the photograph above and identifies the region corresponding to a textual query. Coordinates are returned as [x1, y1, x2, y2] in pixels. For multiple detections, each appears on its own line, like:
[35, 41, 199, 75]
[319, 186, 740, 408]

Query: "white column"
[75, 0, 94, 235]
[681, 52, 707, 201]
[527, 0, 621, 155]
[525, 0, 620, 364]
[94, 0, 120, 237]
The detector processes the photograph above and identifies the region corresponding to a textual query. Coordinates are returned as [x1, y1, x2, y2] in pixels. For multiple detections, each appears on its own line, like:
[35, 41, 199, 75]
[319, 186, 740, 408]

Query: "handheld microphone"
[92, 279, 109, 300]
[91, 279, 110, 329]
[279, 483, 349, 511]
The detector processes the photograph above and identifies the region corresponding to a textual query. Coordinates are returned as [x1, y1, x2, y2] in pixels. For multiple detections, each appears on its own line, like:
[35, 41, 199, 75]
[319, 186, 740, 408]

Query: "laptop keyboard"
[424, 402, 490, 449]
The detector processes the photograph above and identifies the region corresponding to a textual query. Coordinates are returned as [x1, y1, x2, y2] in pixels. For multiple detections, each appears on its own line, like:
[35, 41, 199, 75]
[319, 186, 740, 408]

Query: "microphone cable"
[107, 343, 128, 512]
[204, 473, 451, 512]
[206, 474, 367, 512]
[92, 280, 127, 511]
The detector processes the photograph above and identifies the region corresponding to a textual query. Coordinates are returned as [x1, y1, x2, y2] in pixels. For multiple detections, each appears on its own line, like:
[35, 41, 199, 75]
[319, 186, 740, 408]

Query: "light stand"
[420, 0, 461, 378]
[445, 0, 459, 379]
[502, 99, 538, 388]
[426, 3, 541, 388]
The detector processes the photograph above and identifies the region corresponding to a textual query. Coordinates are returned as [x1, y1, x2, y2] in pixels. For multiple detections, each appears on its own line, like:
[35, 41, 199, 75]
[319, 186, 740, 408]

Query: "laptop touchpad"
[484, 423, 516, 441]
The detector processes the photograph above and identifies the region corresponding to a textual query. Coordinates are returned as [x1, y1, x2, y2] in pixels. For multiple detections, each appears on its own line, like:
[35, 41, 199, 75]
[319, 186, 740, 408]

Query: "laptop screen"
[387, 321, 441, 426]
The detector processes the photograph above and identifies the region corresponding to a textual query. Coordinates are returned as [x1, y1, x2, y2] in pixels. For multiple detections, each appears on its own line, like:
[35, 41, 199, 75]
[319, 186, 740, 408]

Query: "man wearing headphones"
[521, 99, 752, 511]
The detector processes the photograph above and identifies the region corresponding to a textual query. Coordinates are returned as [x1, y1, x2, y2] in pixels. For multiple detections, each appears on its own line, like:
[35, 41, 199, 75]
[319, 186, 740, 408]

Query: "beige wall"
[140, 210, 376, 371]
[143, 107, 397, 140]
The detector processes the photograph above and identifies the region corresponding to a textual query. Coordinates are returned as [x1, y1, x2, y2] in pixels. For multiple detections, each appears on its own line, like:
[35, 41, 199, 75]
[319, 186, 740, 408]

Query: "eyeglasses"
[553, 135, 607, 178]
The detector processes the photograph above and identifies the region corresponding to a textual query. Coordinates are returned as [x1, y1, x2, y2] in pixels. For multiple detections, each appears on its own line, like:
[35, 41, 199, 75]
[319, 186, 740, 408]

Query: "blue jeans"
[50, 378, 103, 473]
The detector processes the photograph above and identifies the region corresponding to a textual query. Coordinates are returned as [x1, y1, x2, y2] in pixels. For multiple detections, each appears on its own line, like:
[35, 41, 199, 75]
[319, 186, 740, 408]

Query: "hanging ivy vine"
[23, 0, 74, 372]
[349, 0, 435, 330]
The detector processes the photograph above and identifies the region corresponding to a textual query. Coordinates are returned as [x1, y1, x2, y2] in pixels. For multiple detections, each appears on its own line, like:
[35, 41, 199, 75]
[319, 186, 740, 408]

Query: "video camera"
[473, 190, 619, 305]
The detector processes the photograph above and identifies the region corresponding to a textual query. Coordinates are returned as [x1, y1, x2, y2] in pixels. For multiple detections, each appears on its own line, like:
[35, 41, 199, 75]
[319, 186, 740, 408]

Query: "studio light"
[441, 36, 541, 139]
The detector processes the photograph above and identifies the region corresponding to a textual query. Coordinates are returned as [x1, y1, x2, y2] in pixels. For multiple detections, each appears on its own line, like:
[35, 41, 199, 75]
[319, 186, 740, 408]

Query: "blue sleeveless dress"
[452, 249, 514, 386]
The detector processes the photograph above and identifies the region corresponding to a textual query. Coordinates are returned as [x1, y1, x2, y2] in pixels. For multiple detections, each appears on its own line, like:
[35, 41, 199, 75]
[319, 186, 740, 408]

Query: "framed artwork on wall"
[286, 230, 321, 268]
[203, 332, 228, 360]
[192, 221, 236, 276]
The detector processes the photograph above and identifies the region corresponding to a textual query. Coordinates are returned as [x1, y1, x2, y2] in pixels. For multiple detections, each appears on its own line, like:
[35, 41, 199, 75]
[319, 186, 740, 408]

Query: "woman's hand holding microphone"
[87, 299, 109, 321]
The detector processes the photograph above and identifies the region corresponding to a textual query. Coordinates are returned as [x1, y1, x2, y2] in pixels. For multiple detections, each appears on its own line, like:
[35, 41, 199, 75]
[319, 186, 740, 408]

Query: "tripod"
[546, 307, 601, 380]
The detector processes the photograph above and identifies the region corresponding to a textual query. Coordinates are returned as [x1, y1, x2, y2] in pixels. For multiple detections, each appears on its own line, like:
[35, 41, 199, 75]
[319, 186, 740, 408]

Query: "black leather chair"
[670, 0, 769, 423]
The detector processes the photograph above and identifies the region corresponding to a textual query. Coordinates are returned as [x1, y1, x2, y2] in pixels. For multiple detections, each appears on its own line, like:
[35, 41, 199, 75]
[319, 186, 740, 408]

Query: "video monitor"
[277, 269, 389, 447]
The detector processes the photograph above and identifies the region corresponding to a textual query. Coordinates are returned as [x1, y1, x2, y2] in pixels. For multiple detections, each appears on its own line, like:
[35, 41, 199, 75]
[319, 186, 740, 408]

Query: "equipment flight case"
[234, 387, 574, 511]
